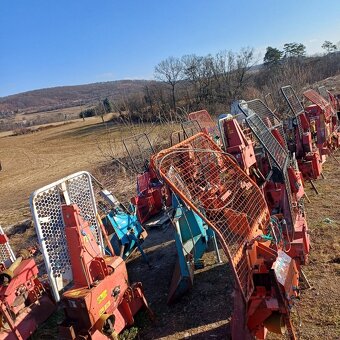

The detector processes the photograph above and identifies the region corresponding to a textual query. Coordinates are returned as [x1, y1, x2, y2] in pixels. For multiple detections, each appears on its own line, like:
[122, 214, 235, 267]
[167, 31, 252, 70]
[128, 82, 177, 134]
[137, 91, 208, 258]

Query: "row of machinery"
[0, 85, 338, 339]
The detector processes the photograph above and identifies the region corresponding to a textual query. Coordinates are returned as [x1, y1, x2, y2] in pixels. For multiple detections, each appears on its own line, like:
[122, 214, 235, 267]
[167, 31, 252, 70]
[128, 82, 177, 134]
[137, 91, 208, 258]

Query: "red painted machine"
[152, 133, 303, 339]
[280, 86, 323, 179]
[122, 133, 169, 223]
[218, 116, 257, 175]
[59, 204, 151, 339]
[238, 100, 310, 268]
[304, 88, 340, 151]
[0, 228, 55, 340]
[318, 85, 340, 113]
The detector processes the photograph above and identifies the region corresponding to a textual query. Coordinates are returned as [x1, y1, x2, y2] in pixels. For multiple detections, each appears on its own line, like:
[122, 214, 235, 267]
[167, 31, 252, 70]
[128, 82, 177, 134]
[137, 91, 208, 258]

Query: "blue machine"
[100, 190, 149, 263]
[168, 194, 221, 303]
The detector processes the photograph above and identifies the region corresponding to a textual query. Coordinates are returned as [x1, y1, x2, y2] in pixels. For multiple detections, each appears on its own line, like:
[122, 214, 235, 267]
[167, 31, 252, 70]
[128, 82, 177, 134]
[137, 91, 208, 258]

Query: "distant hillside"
[0, 80, 156, 113]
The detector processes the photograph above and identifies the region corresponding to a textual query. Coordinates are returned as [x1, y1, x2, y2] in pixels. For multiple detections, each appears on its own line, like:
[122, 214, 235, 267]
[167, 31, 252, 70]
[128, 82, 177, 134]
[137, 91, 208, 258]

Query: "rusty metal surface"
[152, 133, 270, 300]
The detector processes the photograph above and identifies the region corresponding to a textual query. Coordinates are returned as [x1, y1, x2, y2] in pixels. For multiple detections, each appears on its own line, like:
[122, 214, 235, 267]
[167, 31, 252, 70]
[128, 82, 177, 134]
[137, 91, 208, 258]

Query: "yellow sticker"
[68, 290, 81, 296]
[99, 300, 111, 315]
[97, 289, 108, 304]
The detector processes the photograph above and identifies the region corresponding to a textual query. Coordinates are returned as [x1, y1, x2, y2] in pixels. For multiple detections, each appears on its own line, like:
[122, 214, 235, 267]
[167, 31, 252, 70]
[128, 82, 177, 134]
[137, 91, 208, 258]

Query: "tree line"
[93, 40, 340, 123]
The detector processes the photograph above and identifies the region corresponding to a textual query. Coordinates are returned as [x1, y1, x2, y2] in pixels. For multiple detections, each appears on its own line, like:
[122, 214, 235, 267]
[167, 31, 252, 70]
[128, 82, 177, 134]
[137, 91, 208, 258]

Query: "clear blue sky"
[0, 0, 339, 97]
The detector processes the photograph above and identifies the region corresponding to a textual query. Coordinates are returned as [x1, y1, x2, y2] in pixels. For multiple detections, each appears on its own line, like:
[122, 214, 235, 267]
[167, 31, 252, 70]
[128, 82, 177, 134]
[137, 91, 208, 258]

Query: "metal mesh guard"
[318, 86, 329, 102]
[152, 133, 270, 300]
[0, 226, 16, 264]
[181, 120, 201, 138]
[304, 89, 332, 119]
[245, 99, 288, 151]
[188, 110, 220, 140]
[281, 85, 304, 116]
[30, 171, 102, 302]
[238, 102, 288, 170]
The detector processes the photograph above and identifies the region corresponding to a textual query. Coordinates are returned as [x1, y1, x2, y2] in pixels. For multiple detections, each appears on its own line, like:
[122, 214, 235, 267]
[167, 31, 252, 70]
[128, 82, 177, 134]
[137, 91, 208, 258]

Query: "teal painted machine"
[168, 194, 222, 303]
[100, 190, 149, 263]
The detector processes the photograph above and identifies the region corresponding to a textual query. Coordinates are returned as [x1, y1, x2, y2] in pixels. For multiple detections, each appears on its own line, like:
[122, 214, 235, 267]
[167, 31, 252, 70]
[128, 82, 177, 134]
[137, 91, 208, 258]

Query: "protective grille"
[238, 103, 295, 226]
[0, 226, 16, 264]
[283, 169, 295, 227]
[181, 120, 202, 138]
[264, 93, 277, 113]
[318, 86, 329, 102]
[152, 133, 270, 300]
[245, 99, 288, 151]
[238, 102, 288, 170]
[188, 110, 220, 140]
[122, 133, 154, 173]
[304, 89, 332, 120]
[30, 171, 102, 302]
[281, 85, 304, 138]
[281, 86, 304, 116]
[170, 121, 201, 146]
[170, 130, 186, 146]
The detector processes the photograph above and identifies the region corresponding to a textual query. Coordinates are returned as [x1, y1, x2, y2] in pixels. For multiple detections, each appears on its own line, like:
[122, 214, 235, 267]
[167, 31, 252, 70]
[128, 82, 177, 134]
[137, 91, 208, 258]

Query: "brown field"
[15, 105, 85, 121]
[0, 116, 130, 227]
[0, 116, 339, 339]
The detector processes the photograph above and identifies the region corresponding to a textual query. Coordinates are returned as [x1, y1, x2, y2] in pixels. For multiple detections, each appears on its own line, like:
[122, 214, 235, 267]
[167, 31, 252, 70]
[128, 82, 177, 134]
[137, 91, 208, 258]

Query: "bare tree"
[154, 57, 183, 113]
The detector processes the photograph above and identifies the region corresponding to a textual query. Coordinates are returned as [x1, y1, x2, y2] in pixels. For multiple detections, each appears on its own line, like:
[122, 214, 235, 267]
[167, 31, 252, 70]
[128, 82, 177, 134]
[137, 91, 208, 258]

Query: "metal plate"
[153, 133, 270, 301]
[122, 133, 154, 173]
[0, 226, 16, 265]
[30, 171, 103, 302]
[218, 116, 230, 150]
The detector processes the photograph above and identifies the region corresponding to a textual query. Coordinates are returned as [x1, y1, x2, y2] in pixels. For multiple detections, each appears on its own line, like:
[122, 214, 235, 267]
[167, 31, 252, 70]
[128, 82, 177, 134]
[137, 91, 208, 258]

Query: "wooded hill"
[0, 80, 155, 113]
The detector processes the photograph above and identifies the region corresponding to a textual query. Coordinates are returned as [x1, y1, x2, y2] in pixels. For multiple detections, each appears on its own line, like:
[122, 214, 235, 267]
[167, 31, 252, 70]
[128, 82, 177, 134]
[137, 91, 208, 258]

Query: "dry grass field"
[0, 117, 129, 227]
[0, 117, 176, 227]
[0, 112, 339, 339]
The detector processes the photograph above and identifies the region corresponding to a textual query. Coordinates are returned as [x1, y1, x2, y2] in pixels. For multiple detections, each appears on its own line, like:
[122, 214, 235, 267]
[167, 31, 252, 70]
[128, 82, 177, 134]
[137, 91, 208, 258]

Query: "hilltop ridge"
[0, 79, 155, 113]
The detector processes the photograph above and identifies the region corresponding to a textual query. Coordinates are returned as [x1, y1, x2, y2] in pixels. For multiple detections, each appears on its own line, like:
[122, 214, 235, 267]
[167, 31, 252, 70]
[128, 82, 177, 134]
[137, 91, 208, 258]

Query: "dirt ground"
[123, 156, 340, 340]
[0, 112, 339, 339]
